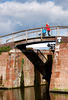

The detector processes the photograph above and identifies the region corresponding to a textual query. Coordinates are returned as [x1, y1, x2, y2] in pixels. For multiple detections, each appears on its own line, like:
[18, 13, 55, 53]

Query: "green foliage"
[8, 52, 11, 56]
[0, 46, 12, 54]
[0, 52, 2, 55]
[14, 65, 16, 68]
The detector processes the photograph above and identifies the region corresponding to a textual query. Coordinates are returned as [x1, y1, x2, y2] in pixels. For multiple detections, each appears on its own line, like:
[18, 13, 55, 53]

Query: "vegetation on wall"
[59, 40, 64, 44]
[21, 58, 24, 87]
[34, 67, 40, 86]
[0, 46, 12, 55]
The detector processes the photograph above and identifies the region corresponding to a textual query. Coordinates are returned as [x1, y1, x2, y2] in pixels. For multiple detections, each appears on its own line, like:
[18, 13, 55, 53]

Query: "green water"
[0, 85, 68, 100]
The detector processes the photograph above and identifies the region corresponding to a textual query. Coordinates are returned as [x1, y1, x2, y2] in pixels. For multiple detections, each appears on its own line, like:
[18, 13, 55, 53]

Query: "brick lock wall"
[0, 49, 22, 88]
[0, 52, 8, 86]
[50, 43, 68, 91]
[0, 49, 52, 88]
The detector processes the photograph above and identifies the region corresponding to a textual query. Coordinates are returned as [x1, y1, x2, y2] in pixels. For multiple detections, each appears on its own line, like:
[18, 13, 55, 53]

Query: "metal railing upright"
[0, 26, 68, 44]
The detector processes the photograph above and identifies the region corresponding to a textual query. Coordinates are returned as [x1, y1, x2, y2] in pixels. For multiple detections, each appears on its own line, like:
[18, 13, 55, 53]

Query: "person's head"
[46, 23, 48, 25]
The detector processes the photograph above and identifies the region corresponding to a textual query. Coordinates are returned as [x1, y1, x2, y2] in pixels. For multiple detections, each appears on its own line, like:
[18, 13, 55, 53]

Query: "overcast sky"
[0, 0, 68, 36]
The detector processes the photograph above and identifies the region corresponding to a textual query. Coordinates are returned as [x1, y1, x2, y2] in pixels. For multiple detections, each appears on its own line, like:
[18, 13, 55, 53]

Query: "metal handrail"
[6, 30, 41, 42]
[0, 26, 68, 44]
[0, 26, 68, 38]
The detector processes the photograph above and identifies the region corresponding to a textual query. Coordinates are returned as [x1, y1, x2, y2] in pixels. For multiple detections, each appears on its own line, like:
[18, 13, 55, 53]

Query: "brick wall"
[0, 42, 15, 48]
[0, 49, 52, 88]
[50, 43, 68, 91]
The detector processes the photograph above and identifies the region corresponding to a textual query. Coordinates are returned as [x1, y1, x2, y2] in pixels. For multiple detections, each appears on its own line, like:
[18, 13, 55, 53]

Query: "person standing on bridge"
[42, 28, 46, 36]
[45, 23, 51, 36]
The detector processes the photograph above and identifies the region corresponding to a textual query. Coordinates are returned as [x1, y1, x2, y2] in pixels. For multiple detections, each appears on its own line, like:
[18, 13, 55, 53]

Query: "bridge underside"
[15, 36, 56, 46]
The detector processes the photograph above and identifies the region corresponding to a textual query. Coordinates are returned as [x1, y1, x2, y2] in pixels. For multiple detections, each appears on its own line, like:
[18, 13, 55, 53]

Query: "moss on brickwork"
[54, 88, 68, 91]
[20, 58, 24, 87]
[8, 52, 11, 56]
[0, 46, 11, 55]
[34, 67, 40, 86]
[21, 59, 24, 70]
[59, 40, 64, 44]
[54, 88, 61, 90]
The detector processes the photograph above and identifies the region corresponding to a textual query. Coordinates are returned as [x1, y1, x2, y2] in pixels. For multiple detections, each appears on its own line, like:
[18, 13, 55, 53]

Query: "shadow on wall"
[20, 49, 53, 85]
[0, 75, 3, 86]
[16, 42, 53, 85]
[43, 55, 53, 84]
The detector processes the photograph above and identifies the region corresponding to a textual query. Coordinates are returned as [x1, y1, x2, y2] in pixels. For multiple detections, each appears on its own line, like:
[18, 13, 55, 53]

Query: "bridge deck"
[15, 36, 56, 46]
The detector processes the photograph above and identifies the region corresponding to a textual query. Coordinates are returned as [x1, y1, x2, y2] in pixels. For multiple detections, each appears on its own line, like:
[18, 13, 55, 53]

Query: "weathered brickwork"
[0, 50, 22, 88]
[50, 43, 68, 91]
[0, 42, 15, 48]
[0, 49, 52, 88]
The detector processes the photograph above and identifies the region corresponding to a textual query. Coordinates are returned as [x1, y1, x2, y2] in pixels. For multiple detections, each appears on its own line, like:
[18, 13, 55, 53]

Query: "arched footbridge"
[0, 26, 68, 83]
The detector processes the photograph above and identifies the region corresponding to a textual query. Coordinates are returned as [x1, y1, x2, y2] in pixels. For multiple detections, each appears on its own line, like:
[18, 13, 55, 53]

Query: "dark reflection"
[0, 85, 68, 100]
[34, 85, 50, 100]
[20, 85, 50, 100]
[0, 89, 22, 100]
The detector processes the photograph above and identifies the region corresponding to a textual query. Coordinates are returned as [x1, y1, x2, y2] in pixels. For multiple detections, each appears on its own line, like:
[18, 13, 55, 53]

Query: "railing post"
[14, 48, 16, 68]
[0, 37, 1, 44]
[51, 29, 52, 36]
[57, 27, 59, 36]
[67, 28, 68, 36]
[12, 33, 14, 42]
[26, 31, 28, 42]
[41, 28, 42, 41]
[36, 32, 37, 38]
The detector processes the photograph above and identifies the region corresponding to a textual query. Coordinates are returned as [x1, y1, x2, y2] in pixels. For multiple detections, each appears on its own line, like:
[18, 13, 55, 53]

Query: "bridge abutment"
[50, 43, 68, 92]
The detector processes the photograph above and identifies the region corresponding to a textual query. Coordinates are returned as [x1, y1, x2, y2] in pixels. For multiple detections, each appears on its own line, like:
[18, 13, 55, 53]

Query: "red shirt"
[46, 24, 50, 31]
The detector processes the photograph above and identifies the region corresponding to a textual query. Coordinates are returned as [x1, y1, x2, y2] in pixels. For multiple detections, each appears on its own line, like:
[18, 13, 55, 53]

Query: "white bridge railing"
[0, 26, 68, 44]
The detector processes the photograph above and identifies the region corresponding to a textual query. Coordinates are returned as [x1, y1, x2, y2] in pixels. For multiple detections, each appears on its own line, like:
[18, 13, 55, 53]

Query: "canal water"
[0, 85, 68, 100]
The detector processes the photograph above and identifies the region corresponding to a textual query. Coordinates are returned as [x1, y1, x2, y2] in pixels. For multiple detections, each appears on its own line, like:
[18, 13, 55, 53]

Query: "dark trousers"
[48, 31, 50, 36]
[42, 33, 46, 36]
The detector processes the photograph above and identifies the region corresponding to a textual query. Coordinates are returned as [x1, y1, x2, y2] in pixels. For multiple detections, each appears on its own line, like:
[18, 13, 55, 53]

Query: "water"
[0, 85, 68, 100]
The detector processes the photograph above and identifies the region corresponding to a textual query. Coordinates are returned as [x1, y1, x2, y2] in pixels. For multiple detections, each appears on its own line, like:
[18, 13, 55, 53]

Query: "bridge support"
[50, 43, 68, 92]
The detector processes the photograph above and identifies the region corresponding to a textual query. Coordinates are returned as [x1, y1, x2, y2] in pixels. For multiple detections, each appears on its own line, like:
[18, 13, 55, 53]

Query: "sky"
[0, 0, 68, 36]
